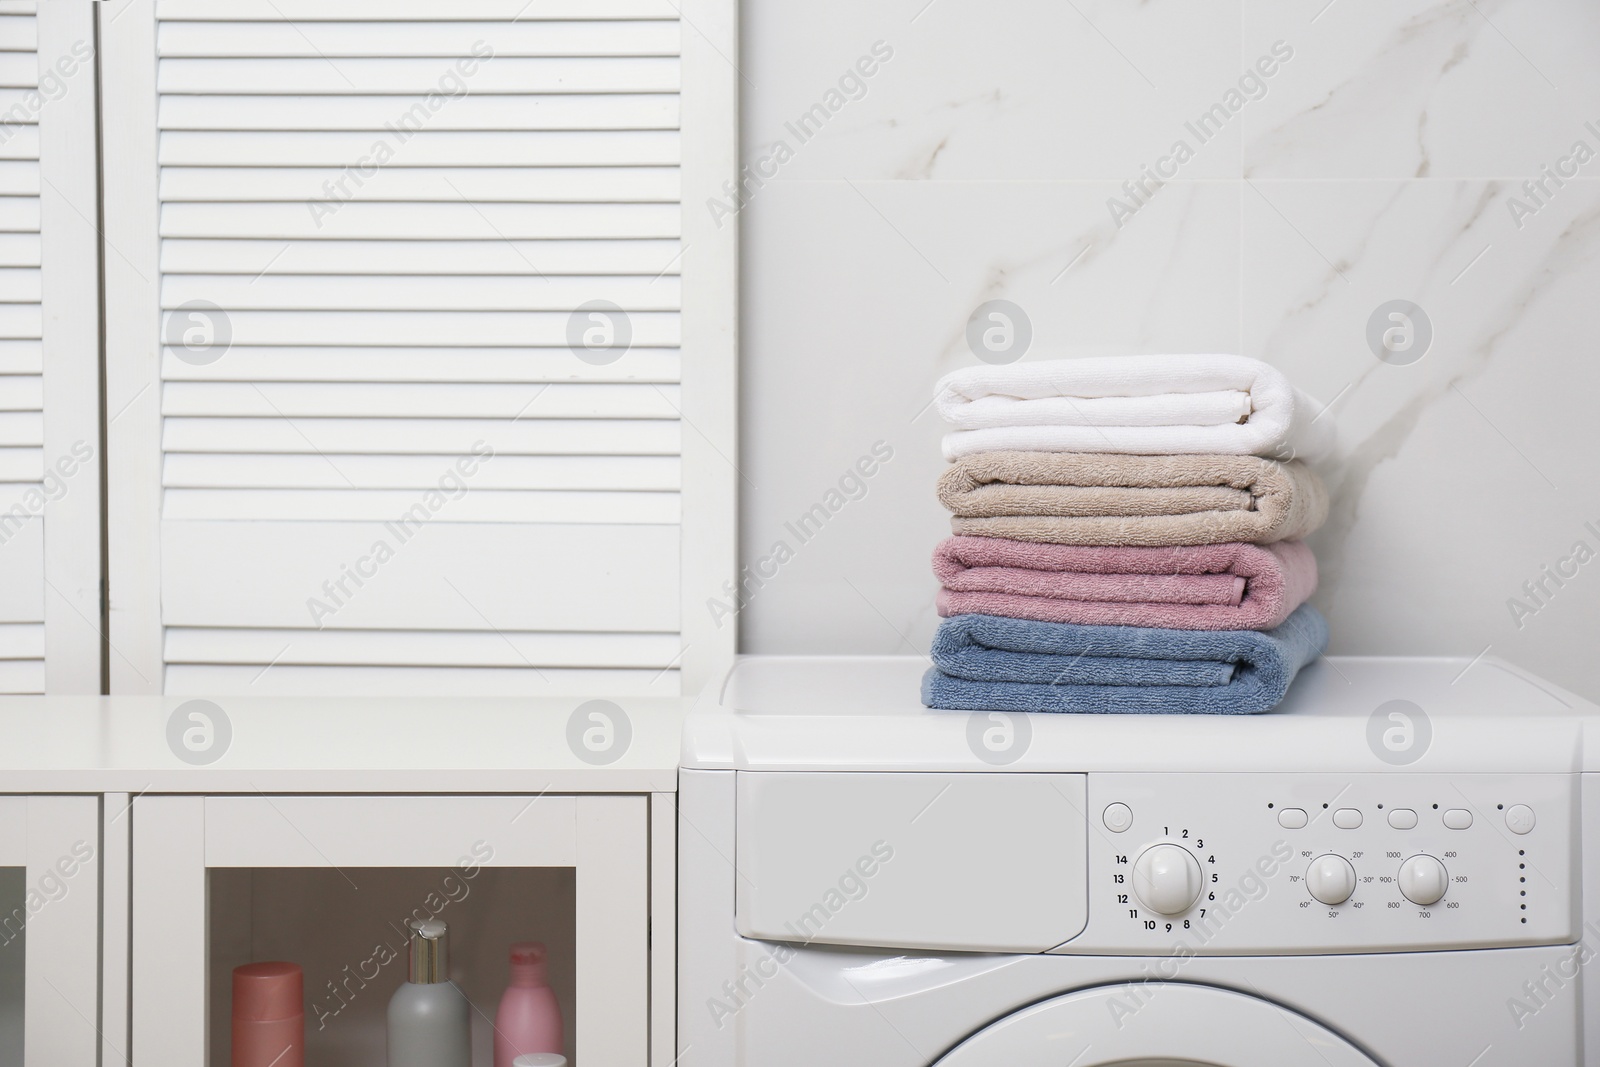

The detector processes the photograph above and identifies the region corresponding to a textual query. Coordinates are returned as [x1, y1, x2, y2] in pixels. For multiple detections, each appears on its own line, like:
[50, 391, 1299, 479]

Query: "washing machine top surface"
[681, 655, 1600, 773]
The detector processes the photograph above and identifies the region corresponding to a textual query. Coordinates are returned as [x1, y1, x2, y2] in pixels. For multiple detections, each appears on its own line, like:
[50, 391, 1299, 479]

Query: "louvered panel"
[0, 410, 41, 443]
[160, 166, 679, 202]
[0, 22, 23, 50]
[0, 513, 42, 622]
[0, 232, 36, 265]
[0, 160, 36, 194]
[161, 347, 682, 383]
[160, 94, 680, 131]
[0, 480, 36, 505]
[0, 194, 37, 230]
[162, 275, 681, 313]
[158, 0, 679, 18]
[0, 52, 35, 87]
[0, 302, 38, 336]
[161, 522, 680, 631]
[163, 382, 682, 418]
[162, 310, 679, 347]
[163, 453, 681, 490]
[165, 627, 678, 667]
[137, 9, 688, 693]
[0, 447, 38, 479]
[0, 92, 40, 123]
[0, 338, 37, 370]
[0, 621, 42, 657]
[0, 266, 38, 300]
[161, 130, 680, 166]
[0, 14, 31, 48]
[167, 646, 683, 695]
[159, 21, 679, 57]
[0, 5, 98, 687]
[164, 665, 678, 698]
[162, 202, 679, 240]
[164, 488, 680, 524]
[161, 238, 681, 275]
[0, 659, 42, 693]
[0, 0, 37, 686]
[158, 58, 680, 95]
[0, 372, 38, 407]
[0, 127, 36, 159]
[162, 418, 681, 455]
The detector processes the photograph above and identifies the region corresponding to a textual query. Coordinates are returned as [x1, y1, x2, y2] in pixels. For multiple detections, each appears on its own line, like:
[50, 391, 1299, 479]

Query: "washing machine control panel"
[1059, 771, 1578, 955]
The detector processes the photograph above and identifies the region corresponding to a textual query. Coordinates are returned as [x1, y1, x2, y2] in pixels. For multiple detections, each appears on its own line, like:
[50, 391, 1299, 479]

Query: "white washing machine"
[678, 655, 1600, 1066]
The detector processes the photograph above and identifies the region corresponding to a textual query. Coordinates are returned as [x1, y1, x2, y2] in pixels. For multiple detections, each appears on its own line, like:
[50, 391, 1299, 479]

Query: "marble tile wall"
[735, 0, 1600, 700]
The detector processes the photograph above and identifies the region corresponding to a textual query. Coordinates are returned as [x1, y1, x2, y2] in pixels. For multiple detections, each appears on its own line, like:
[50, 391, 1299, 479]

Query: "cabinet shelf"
[208, 865, 576, 1066]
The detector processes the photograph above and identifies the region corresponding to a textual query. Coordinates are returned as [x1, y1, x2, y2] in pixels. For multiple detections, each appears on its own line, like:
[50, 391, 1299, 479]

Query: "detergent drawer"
[734, 771, 1088, 952]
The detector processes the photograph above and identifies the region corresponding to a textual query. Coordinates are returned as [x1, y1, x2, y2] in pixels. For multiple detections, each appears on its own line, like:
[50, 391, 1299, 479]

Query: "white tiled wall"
[738, 0, 1600, 701]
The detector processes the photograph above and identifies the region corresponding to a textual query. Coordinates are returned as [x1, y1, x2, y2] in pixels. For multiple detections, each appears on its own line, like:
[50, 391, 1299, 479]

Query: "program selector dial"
[1132, 844, 1203, 916]
[1397, 854, 1449, 906]
[1305, 854, 1356, 905]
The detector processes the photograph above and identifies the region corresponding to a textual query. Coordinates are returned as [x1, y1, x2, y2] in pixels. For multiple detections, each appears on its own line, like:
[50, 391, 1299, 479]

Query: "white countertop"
[0, 695, 687, 793]
[684, 655, 1600, 774]
[9, 654, 1597, 791]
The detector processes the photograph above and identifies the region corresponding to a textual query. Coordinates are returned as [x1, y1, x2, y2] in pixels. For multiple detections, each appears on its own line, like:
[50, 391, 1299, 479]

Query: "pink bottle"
[493, 942, 563, 1066]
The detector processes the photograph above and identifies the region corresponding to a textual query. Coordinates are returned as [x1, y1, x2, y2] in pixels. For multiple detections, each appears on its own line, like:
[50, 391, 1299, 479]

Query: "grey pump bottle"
[387, 919, 471, 1067]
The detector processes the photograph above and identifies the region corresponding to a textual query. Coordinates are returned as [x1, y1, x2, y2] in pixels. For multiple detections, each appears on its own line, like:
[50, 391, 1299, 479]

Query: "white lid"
[681, 655, 1600, 773]
[512, 1056, 567, 1067]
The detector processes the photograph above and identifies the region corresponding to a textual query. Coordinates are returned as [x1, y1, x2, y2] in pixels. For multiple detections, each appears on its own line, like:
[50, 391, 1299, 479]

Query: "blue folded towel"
[922, 603, 1329, 714]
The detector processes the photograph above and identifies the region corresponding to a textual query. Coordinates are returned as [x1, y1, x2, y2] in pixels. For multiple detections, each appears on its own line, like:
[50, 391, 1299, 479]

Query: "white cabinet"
[0, 795, 102, 1064]
[99, 0, 738, 697]
[0, 692, 685, 1066]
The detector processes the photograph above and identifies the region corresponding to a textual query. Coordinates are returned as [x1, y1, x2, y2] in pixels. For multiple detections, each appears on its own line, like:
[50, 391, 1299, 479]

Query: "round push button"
[1103, 803, 1133, 833]
[1505, 804, 1536, 835]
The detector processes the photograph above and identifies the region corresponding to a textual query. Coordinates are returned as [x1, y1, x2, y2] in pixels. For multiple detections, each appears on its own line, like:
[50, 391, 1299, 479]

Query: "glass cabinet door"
[132, 794, 649, 1066]
[0, 796, 102, 1065]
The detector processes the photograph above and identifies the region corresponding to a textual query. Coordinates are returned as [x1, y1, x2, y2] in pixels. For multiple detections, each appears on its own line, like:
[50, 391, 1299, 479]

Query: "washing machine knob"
[1397, 854, 1449, 906]
[1132, 844, 1203, 915]
[1305, 854, 1356, 905]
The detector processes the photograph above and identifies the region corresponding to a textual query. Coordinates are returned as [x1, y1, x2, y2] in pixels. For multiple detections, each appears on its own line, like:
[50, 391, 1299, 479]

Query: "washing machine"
[678, 654, 1600, 1065]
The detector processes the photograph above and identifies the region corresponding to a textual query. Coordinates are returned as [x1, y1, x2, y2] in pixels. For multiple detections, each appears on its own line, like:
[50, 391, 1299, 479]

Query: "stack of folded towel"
[923, 354, 1334, 715]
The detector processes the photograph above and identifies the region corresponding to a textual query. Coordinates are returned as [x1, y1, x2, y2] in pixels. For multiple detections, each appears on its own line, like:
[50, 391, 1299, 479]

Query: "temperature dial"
[1132, 844, 1203, 915]
[1305, 854, 1356, 905]
[1398, 854, 1449, 906]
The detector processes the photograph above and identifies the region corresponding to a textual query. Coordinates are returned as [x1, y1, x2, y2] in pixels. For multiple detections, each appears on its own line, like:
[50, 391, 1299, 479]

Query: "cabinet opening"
[207, 865, 576, 1066]
[0, 867, 22, 1063]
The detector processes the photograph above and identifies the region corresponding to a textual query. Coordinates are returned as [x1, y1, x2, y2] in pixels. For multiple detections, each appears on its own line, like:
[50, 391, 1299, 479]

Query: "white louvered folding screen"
[103, 0, 737, 696]
[0, 2, 101, 694]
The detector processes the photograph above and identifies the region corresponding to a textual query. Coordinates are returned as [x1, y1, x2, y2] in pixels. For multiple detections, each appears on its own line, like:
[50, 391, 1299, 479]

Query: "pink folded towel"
[933, 537, 1318, 631]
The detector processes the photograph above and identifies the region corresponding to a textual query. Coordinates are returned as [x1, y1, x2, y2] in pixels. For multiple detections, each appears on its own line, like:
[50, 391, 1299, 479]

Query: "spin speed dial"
[1398, 855, 1449, 906]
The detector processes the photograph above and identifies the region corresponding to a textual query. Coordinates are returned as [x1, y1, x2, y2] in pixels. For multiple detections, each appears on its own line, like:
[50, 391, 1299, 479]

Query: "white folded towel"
[935, 354, 1335, 463]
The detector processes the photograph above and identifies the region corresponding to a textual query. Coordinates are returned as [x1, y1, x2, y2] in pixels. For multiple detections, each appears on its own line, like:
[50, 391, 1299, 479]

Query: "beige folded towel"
[937, 451, 1328, 546]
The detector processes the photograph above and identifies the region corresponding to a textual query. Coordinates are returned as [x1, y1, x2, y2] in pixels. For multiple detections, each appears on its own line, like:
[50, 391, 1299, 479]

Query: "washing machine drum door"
[934, 984, 1378, 1067]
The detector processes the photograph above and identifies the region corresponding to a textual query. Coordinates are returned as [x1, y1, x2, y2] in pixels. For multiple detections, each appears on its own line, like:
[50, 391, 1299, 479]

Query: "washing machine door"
[934, 983, 1378, 1066]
